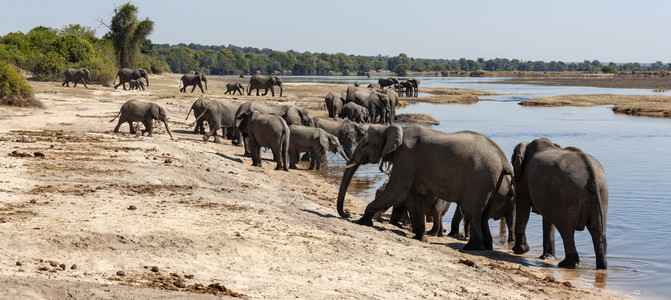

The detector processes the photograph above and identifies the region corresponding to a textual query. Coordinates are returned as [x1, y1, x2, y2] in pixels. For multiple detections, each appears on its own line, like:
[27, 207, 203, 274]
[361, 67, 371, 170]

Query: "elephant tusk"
[345, 163, 357, 169]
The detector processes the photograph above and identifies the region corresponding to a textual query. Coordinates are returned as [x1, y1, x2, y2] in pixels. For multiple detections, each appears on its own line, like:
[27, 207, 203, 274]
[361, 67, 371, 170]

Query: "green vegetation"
[0, 60, 40, 107]
[103, 2, 154, 68]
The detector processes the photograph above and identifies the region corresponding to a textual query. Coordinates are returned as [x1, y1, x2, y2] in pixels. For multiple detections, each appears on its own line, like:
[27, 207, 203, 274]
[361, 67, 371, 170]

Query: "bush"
[0, 60, 41, 107]
[601, 65, 617, 73]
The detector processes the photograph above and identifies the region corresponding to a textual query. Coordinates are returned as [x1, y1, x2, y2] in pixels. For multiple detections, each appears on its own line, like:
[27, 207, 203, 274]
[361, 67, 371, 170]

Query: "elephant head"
[235, 111, 251, 137]
[80, 68, 91, 83]
[286, 106, 314, 127]
[273, 75, 283, 97]
[148, 103, 173, 138]
[511, 142, 529, 183]
[138, 68, 149, 87]
[199, 74, 208, 90]
[322, 132, 349, 162]
[338, 125, 402, 218]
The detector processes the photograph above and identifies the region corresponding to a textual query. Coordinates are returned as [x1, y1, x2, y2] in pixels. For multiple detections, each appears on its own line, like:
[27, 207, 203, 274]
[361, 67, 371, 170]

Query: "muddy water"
[290, 76, 671, 298]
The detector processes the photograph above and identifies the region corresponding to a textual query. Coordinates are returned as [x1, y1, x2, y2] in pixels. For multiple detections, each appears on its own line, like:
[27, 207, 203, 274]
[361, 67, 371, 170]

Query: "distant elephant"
[325, 91, 345, 118]
[234, 102, 314, 156]
[179, 72, 207, 93]
[225, 82, 245, 95]
[512, 138, 608, 269]
[247, 74, 283, 97]
[288, 125, 349, 170]
[236, 111, 289, 171]
[313, 116, 367, 158]
[407, 78, 420, 97]
[398, 80, 414, 96]
[337, 125, 513, 248]
[345, 87, 389, 124]
[342, 102, 370, 124]
[110, 100, 173, 138]
[378, 77, 399, 89]
[62, 68, 91, 88]
[113, 68, 149, 90]
[186, 98, 241, 144]
[128, 79, 145, 90]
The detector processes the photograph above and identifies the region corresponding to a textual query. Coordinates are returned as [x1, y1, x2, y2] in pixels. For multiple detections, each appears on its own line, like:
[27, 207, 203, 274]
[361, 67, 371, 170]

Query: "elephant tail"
[112, 72, 119, 86]
[569, 147, 607, 234]
[109, 109, 122, 123]
[187, 102, 210, 128]
[483, 167, 510, 220]
[184, 106, 194, 121]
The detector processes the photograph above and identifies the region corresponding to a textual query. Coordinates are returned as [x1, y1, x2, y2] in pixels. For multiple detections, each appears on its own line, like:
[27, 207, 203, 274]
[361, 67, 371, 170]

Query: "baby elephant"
[224, 82, 245, 95]
[236, 111, 289, 171]
[110, 100, 173, 138]
[128, 79, 145, 90]
[288, 125, 349, 170]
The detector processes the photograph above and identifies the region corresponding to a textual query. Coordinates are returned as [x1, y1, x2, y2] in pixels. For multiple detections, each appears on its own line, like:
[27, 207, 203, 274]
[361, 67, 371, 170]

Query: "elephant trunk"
[279, 83, 283, 97]
[204, 77, 208, 90]
[145, 75, 149, 87]
[163, 118, 174, 139]
[337, 146, 349, 162]
[337, 163, 359, 218]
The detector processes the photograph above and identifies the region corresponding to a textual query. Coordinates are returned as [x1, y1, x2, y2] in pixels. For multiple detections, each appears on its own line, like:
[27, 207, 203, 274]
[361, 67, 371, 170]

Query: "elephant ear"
[378, 125, 403, 171]
[150, 104, 160, 120]
[512, 142, 528, 182]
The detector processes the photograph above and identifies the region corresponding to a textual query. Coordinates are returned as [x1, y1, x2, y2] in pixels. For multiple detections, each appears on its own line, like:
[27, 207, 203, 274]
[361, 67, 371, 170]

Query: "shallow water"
[287, 76, 671, 298]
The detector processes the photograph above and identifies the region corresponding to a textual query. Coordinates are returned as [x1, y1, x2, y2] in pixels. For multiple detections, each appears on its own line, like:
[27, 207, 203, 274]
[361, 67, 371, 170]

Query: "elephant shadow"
[300, 209, 339, 219]
[171, 129, 196, 135]
[214, 152, 243, 163]
[438, 242, 556, 268]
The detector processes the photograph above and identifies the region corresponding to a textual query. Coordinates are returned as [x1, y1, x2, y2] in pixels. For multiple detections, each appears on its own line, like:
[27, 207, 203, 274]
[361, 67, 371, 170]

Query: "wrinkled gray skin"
[378, 77, 399, 89]
[62, 68, 91, 88]
[236, 111, 289, 171]
[224, 82, 245, 95]
[313, 116, 367, 158]
[337, 125, 512, 248]
[325, 91, 345, 118]
[110, 100, 173, 138]
[345, 87, 390, 124]
[247, 74, 283, 97]
[342, 102, 370, 124]
[288, 125, 349, 170]
[234, 101, 314, 156]
[179, 73, 207, 93]
[512, 138, 608, 269]
[114, 68, 149, 90]
[128, 79, 145, 90]
[187, 99, 241, 144]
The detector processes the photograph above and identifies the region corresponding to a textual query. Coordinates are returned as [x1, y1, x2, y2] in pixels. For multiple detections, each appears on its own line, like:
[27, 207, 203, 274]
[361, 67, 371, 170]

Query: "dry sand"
[0, 74, 619, 299]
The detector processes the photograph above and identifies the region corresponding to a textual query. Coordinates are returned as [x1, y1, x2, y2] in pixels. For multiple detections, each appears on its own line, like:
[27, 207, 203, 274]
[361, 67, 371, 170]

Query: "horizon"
[1, 1, 670, 64]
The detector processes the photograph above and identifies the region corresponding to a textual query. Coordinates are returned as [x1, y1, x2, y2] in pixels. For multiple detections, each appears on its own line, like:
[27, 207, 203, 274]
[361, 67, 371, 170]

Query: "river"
[281, 76, 671, 298]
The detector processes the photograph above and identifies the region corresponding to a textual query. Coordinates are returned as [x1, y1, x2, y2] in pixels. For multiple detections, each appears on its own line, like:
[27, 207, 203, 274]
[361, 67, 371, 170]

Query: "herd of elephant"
[99, 68, 608, 270]
[61, 67, 284, 97]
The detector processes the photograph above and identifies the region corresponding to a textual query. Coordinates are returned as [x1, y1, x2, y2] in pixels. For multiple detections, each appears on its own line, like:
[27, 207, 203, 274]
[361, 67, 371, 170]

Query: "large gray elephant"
[179, 73, 207, 93]
[62, 68, 91, 88]
[511, 138, 608, 269]
[186, 98, 241, 144]
[313, 116, 367, 158]
[113, 68, 149, 90]
[378, 77, 399, 89]
[288, 125, 349, 170]
[325, 91, 345, 118]
[337, 125, 512, 249]
[224, 82, 245, 95]
[247, 74, 283, 97]
[342, 102, 370, 124]
[345, 87, 390, 124]
[236, 111, 289, 171]
[110, 100, 173, 138]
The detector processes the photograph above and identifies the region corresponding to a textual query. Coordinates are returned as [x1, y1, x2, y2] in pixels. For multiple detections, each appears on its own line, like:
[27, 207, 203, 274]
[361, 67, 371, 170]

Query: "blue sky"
[1, 0, 669, 63]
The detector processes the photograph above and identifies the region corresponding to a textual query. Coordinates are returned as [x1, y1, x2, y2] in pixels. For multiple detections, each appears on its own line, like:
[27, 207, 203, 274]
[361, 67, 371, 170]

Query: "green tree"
[103, 2, 154, 68]
[0, 60, 39, 107]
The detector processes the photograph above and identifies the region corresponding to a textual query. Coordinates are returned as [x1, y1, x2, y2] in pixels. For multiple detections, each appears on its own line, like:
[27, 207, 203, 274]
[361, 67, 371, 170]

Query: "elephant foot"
[214, 138, 223, 144]
[539, 252, 556, 260]
[356, 216, 374, 227]
[289, 164, 298, 169]
[447, 232, 468, 241]
[199, 130, 206, 135]
[202, 135, 210, 142]
[462, 240, 486, 251]
[274, 165, 283, 170]
[558, 254, 580, 268]
[513, 242, 530, 254]
[426, 228, 439, 236]
[412, 234, 428, 242]
[507, 236, 515, 243]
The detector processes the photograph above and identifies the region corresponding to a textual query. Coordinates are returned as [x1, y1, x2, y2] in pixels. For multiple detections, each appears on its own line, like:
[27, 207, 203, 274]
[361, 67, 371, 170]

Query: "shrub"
[0, 60, 41, 107]
[601, 65, 617, 73]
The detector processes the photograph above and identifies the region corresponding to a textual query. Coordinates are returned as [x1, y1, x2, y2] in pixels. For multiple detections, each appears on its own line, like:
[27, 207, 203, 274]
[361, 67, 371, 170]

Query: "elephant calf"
[225, 82, 245, 95]
[110, 100, 173, 138]
[128, 79, 145, 90]
[236, 111, 289, 171]
[342, 102, 370, 124]
[288, 125, 349, 170]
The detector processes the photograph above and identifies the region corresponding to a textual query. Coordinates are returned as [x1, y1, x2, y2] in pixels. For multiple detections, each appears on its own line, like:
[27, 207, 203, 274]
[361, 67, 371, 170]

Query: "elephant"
[288, 125, 349, 170]
[384, 88, 399, 124]
[407, 78, 420, 97]
[367, 83, 382, 90]
[186, 98, 209, 135]
[225, 82, 245, 95]
[342, 102, 370, 124]
[345, 87, 389, 124]
[325, 91, 345, 118]
[337, 125, 513, 249]
[128, 79, 145, 90]
[113, 68, 149, 90]
[247, 74, 283, 97]
[179, 73, 208, 93]
[353, 81, 360, 87]
[186, 98, 241, 144]
[234, 102, 314, 156]
[398, 80, 414, 97]
[378, 77, 399, 89]
[236, 111, 289, 171]
[313, 116, 367, 158]
[511, 138, 608, 269]
[62, 68, 91, 88]
[110, 100, 173, 138]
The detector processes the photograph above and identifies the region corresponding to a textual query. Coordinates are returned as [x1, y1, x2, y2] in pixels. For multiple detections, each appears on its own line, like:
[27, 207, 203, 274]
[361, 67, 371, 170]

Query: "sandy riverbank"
[0, 73, 618, 299]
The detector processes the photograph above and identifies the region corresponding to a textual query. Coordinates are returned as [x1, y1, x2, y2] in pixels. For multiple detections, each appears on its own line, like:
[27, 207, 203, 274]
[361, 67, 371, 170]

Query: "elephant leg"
[62, 81, 67, 87]
[79, 78, 88, 88]
[513, 197, 531, 254]
[481, 213, 493, 250]
[262, 88, 268, 96]
[557, 229, 580, 268]
[463, 211, 486, 251]
[408, 193, 427, 242]
[587, 217, 608, 269]
[448, 206, 465, 239]
[113, 120, 123, 133]
[270, 87, 275, 97]
[144, 119, 154, 136]
[256, 89, 260, 96]
[427, 202, 449, 236]
[506, 206, 516, 243]
[358, 174, 411, 227]
[289, 148, 298, 169]
[127, 121, 136, 134]
[114, 82, 123, 90]
[540, 217, 556, 259]
[273, 145, 284, 170]
[198, 83, 204, 93]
